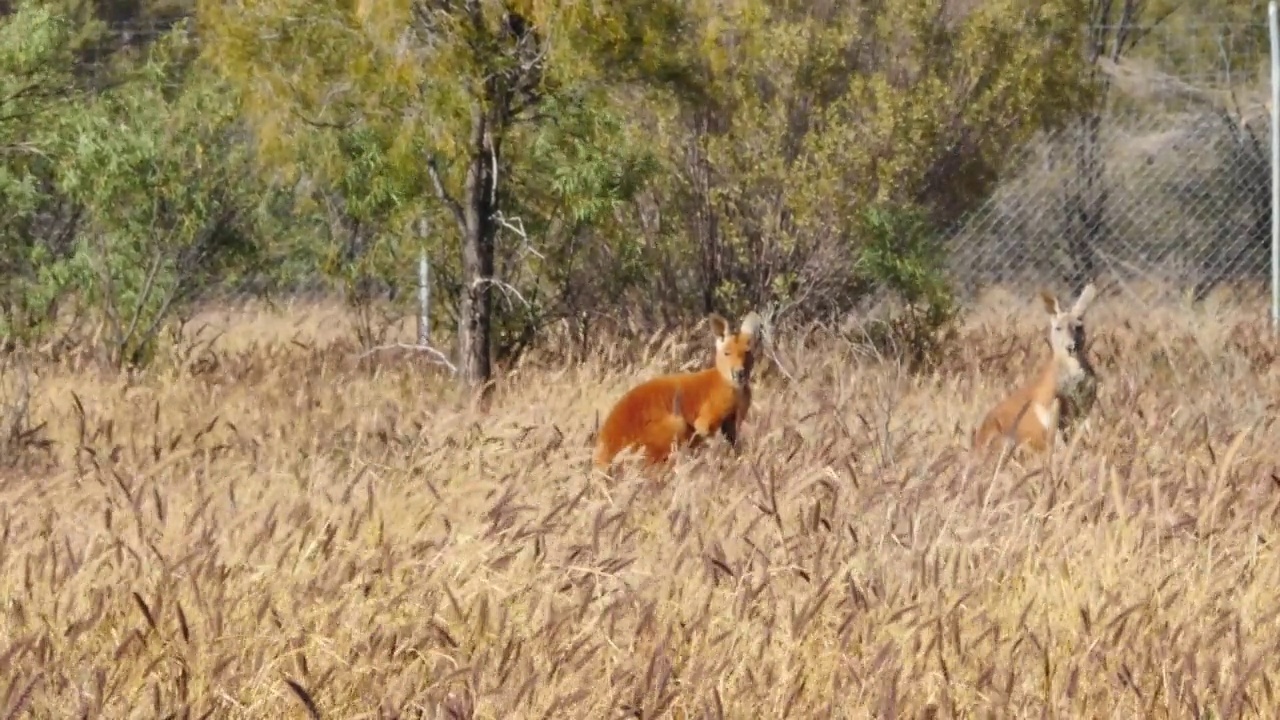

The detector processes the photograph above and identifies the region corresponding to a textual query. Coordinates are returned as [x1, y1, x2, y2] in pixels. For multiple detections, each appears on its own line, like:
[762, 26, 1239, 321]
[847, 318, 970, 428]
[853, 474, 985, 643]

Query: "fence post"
[417, 249, 432, 345]
[1271, 0, 1279, 330]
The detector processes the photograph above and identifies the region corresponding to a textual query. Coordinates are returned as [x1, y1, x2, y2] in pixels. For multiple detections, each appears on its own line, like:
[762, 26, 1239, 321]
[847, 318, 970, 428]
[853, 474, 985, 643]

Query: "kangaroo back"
[593, 384, 691, 469]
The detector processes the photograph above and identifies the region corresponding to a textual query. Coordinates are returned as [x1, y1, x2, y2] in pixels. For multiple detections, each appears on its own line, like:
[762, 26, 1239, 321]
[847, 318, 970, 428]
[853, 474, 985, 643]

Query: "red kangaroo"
[593, 311, 763, 470]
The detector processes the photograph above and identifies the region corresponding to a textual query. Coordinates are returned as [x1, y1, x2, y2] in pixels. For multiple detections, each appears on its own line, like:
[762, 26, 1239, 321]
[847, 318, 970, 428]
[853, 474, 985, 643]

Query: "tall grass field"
[2, 287, 1279, 718]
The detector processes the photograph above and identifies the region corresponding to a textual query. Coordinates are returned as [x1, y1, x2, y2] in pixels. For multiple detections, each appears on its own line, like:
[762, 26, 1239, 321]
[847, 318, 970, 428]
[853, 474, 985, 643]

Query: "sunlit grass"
[2, 287, 1279, 718]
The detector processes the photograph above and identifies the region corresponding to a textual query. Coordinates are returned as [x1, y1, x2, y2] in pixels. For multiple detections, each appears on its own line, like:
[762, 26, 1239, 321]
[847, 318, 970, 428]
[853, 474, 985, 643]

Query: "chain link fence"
[943, 20, 1275, 306]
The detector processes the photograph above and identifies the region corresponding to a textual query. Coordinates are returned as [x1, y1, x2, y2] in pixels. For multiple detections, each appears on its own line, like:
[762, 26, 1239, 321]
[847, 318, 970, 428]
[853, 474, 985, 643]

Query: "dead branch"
[472, 276, 532, 313]
[357, 342, 459, 374]
[427, 155, 467, 237]
[493, 211, 546, 261]
[290, 106, 356, 131]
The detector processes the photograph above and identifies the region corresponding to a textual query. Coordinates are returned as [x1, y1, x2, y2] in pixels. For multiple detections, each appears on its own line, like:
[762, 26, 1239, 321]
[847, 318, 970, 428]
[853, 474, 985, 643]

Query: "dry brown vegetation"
[3, 287, 1280, 719]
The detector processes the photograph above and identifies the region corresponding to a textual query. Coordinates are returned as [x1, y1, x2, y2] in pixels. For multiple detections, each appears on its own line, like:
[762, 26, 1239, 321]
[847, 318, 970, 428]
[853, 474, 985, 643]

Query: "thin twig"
[120, 251, 166, 358]
[472, 277, 531, 311]
[426, 156, 466, 236]
[493, 211, 546, 261]
[358, 343, 458, 374]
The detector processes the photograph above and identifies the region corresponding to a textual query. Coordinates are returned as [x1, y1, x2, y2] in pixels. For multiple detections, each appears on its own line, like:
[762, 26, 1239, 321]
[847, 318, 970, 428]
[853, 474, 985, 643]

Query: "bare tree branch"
[358, 342, 458, 374]
[120, 250, 166, 359]
[281, 77, 361, 130]
[427, 155, 467, 237]
[472, 276, 531, 311]
[493, 211, 546, 261]
[290, 106, 356, 130]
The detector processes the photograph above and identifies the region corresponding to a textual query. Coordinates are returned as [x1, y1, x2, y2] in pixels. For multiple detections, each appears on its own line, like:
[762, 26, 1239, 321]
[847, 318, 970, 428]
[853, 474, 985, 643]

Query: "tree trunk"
[1065, 113, 1102, 296]
[459, 101, 498, 388]
[687, 115, 720, 315]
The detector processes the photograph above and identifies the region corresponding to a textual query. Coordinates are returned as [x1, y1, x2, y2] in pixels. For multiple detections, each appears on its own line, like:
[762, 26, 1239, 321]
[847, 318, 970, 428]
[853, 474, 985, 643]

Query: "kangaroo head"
[708, 311, 762, 389]
[1040, 283, 1097, 378]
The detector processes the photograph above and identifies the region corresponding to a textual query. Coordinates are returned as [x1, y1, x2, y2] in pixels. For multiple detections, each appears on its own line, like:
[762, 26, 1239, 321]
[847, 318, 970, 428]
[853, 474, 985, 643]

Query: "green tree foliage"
[55, 27, 260, 366]
[197, 0, 676, 382]
[191, 0, 1109, 375]
[622, 0, 1098, 324]
[858, 203, 960, 371]
[1134, 0, 1268, 86]
[0, 0, 1235, 376]
[0, 4, 263, 366]
[0, 1, 83, 345]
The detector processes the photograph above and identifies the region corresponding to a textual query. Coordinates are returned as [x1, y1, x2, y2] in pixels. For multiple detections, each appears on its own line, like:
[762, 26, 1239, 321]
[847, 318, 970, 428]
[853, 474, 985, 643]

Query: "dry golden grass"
[3, 288, 1280, 719]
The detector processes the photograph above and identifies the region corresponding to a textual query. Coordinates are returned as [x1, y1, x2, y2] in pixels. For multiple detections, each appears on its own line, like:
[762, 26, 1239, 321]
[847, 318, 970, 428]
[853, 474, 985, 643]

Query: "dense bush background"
[0, 0, 1270, 379]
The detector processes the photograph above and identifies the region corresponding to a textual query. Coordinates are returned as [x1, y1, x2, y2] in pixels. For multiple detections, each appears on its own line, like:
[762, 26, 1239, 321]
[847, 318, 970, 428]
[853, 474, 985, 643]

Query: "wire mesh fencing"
[942, 20, 1275, 308]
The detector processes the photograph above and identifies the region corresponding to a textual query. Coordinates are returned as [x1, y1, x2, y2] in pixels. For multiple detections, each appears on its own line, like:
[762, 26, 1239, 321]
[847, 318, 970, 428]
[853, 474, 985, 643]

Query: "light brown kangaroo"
[973, 283, 1099, 455]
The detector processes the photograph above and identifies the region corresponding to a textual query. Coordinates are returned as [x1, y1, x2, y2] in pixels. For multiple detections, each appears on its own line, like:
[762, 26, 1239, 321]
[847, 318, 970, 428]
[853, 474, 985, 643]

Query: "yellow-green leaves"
[192, 0, 1110, 335]
[0, 1, 83, 342]
[618, 0, 1101, 317]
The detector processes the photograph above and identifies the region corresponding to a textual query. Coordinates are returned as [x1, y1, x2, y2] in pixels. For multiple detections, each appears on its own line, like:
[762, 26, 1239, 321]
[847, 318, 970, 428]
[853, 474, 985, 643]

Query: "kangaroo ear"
[708, 313, 730, 339]
[738, 311, 762, 342]
[1070, 283, 1097, 318]
[1039, 290, 1061, 316]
